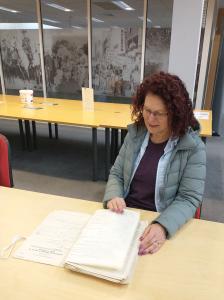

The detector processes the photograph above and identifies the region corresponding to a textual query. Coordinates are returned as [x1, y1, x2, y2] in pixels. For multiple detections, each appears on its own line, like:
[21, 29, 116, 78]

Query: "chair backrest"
[195, 206, 201, 219]
[0, 134, 13, 187]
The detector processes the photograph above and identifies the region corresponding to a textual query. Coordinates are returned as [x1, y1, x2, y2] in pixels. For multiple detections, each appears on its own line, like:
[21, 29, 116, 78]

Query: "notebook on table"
[14, 209, 147, 284]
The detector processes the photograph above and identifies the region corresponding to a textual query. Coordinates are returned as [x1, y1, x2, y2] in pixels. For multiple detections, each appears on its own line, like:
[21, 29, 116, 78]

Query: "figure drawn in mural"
[92, 27, 171, 99]
[1, 30, 89, 95]
[0, 30, 42, 90]
[44, 39, 88, 94]
[92, 27, 141, 98]
[22, 30, 33, 65]
[144, 28, 171, 77]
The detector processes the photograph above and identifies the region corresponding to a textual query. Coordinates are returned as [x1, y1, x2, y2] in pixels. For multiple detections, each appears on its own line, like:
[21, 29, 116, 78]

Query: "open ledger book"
[14, 209, 147, 284]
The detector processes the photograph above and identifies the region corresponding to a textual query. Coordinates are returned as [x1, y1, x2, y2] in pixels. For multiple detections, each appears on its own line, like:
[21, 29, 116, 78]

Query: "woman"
[103, 72, 206, 255]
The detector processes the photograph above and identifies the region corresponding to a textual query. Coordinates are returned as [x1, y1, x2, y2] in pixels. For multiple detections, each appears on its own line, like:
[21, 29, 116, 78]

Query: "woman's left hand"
[139, 223, 167, 255]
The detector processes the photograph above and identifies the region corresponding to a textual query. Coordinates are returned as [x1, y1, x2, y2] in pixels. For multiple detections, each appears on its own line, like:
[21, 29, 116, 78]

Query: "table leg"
[114, 129, 119, 159]
[55, 123, 59, 139]
[110, 129, 115, 164]
[92, 127, 97, 181]
[105, 128, 110, 181]
[111, 129, 118, 164]
[201, 137, 206, 144]
[32, 121, 37, 149]
[18, 119, 26, 150]
[24, 120, 33, 151]
[48, 123, 52, 139]
[121, 129, 127, 147]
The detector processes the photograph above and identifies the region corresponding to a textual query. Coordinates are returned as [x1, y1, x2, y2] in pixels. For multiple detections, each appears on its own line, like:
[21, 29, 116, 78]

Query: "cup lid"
[19, 90, 33, 94]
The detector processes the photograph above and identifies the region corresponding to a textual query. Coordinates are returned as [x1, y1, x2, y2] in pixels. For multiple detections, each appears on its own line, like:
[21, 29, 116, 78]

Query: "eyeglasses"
[143, 107, 168, 119]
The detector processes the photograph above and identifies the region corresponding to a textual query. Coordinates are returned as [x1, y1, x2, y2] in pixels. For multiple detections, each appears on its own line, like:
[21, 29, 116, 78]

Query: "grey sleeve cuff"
[103, 200, 109, 209]
[151, 216, 175, 239]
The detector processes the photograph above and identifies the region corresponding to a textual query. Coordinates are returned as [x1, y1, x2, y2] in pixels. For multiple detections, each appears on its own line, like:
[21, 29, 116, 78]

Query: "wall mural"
[144, 28, 171, 76]
[92, 27, 142, 98]
[0, 28, 171, 99]
[43, 30, 88, 96]
[0, 30, 42, 91]
[0, 29, 88, 96]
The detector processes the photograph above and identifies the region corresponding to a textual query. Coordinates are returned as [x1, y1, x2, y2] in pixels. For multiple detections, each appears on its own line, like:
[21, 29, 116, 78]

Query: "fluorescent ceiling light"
[92, 17, 104, 23]
[43, 18, 60, 24]
[0, 6, 19, 13]
[153, 25, 161, 28]
[112, 1, 135, 11]
[72, 26, 84, 29]
[138, 16, 151, 23]
[43, 24, 61, 29]
[0, 23, 61, 29]
[46, 3, 72, 12]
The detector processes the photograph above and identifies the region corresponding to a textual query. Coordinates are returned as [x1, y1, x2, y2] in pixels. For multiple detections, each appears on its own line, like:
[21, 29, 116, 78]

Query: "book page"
[66, 209, 140, 271]
[14, 210, 90, 266]
[65, 221, 148, 283]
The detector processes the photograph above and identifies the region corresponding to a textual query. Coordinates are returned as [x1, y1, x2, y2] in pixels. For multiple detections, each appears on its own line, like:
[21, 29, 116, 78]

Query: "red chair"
[0, 134, 13, 187]
[195, 205, 202, 219]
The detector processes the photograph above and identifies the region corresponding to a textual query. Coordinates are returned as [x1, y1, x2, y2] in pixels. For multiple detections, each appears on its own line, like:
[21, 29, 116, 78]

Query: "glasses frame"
[142, 107, 168, 119]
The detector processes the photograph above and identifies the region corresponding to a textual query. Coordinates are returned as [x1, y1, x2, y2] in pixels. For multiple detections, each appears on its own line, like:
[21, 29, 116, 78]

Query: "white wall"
[168, 0, 204, 99]
[195, 0, 217, 109]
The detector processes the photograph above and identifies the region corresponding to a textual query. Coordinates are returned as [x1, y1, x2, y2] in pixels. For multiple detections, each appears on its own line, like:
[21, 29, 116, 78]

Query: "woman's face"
[143, 93, 171, 140]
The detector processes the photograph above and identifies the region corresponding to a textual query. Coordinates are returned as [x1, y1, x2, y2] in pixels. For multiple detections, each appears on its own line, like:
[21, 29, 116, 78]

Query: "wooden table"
[0, 95, 213, 181]
[0, 95, 130, 181]
[194, 109, 212, 137]
[0, 95, 101, 180]
[0, 95, 130, 127]
[0, 187, 223, 300]
[98, 107, 213, 136]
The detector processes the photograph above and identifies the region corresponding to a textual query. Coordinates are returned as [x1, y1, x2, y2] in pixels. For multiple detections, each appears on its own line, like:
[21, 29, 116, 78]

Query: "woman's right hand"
[107, 197, 126, 213]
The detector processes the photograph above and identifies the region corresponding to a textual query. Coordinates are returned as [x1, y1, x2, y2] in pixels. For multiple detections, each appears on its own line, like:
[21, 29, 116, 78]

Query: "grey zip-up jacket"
[103, 123, 206, 238]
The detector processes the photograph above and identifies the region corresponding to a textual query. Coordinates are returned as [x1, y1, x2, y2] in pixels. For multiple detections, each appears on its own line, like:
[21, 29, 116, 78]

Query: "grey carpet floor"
[0, 119, 223, 223]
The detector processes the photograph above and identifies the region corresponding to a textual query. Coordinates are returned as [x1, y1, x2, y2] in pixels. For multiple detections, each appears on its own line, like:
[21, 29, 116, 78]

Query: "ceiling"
[0, 0, 173, 29]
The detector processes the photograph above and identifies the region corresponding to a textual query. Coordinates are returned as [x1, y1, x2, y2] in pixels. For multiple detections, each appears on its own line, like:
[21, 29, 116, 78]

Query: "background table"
[0, 95, 130, 180]
[0, 187, 223, 300]
[0, 95, 100, 180]
[0, 95, 213, 180]
[0, 96, 130, 180]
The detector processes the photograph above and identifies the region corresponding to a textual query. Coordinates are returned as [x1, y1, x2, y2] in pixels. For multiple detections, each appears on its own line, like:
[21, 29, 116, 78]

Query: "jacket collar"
[127, 123, 199, 150]
[176, 128, 199, 150]
[127, 123, 147, 140]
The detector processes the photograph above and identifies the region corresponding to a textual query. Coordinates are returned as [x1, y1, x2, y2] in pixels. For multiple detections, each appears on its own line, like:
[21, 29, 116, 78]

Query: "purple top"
[125, 139, 167, 211]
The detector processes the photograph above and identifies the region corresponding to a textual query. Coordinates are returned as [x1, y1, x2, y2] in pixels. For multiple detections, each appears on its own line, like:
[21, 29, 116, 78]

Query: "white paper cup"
[19, 90, 33, 103]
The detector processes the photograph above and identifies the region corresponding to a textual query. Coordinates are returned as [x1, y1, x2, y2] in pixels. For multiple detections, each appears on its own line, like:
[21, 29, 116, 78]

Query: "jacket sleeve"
[102, 133, 130, 208]
[153, 142, 206, 238]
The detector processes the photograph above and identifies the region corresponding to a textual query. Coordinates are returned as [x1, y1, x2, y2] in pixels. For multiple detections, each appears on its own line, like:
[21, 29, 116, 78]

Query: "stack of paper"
[14, 209, 147, 284]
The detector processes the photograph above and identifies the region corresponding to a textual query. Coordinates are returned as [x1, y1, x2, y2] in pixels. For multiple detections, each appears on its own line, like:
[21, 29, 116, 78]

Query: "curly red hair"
[132, 72, 199, 137]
